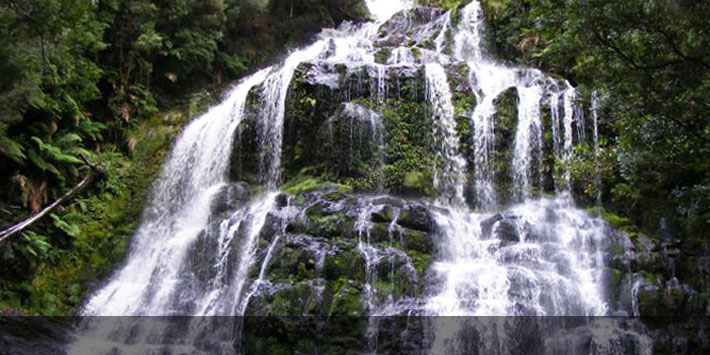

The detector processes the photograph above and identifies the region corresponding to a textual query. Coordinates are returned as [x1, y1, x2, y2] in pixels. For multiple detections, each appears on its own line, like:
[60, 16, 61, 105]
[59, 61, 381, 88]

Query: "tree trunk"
[0, 164, 106, 244]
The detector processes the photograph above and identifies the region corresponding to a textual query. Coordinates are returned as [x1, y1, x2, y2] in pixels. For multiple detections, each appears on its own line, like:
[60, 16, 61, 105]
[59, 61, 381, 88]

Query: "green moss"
[328, 277, 364, 316]
[283, 175, 353, 196]
[374, 279, 395, 298]
[611, 268, 622, 287]
[602, 211, 632, 229]
[285, 178, 323, 195]
[402, 228, 432, 254]
[327, 248, 366, 281]
[492, 87, 518, 208]
[380, 98, 436, 198]
[405, 249, 433, 275]
[375, 48, 392, 64]
[641, 271, 661, 285]
[403, 171, 435, 197]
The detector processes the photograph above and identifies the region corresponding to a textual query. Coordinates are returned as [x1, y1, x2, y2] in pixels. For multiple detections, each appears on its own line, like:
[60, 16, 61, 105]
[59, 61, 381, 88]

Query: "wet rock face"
[231, 185, 440, 352]
[480, 213, 503, 237]
[0, 318, 72, 355]
[636, 278, 708, 317]
[210, 183, 252, 217]
[376, 7, 447, 50]
[229, 5, 484, 203]
[495, 219, 519, 246]
[242, 187, 435, 318]
[605, 227, 710, 318]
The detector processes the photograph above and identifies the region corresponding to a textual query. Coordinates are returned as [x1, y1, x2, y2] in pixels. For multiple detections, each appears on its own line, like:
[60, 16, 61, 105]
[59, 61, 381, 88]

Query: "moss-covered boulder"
[492, 87, 518, 208]
[495, 219, 520, 246]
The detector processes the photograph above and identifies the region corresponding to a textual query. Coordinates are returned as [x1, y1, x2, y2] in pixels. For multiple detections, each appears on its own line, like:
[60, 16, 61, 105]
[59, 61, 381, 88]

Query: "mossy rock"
[324, 250, 366, 282]
[327, 280, 365, 316]
[400, 228, 433, 254]
[371, 205, 397, 224]
[495, 219, 520, 247]
[397, 204, 433, 232]
[492, 87, 518, 208]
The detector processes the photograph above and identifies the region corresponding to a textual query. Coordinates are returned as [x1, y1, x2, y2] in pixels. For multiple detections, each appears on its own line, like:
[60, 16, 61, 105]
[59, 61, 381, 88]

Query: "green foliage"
[566, 141, 620, 204]
[283, 176, 352, 196]
[50, 214, 80, 238]
[0, 109, 190, 315]
[381, 100, 436, 197]
[19, 232, 52, 260]
[481, 0, 710, 247]
[491, 87, 517, 207]
[0, 0, 372, 315]
[417, 0, 468, 11]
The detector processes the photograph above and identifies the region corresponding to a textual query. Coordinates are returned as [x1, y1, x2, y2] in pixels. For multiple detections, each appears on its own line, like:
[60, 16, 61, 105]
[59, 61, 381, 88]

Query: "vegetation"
[0, 0, 370, 315]
[2, 0, 709, 319]
[475, 0, 710, 240]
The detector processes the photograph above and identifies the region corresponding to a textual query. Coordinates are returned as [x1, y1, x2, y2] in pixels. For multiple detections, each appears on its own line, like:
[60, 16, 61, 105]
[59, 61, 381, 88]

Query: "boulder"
[495, 220, 520, 247]
[398, 204, 432, 232]
[637, 278, 709, 316]
[371, 205, 397, 224]
[210, 183, 251, 216]
[480, 213, 503, 238]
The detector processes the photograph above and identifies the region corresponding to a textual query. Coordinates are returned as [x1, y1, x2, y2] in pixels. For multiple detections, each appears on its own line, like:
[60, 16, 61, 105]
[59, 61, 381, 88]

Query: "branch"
[595, 31, 690, 71]
[0, 160, 106, 244]
[649, 24, 710, 71]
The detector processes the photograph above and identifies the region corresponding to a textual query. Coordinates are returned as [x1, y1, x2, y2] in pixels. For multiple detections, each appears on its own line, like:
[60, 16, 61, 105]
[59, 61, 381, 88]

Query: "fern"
[20, 232, 52, 259]
[0, 132, 26, 164]
[31, 136, 84, 165]
[57, 133, 82, 146]
[51, 214, 81, 238]
[27, 148, 53, 172]
[77, 120, 107, 141]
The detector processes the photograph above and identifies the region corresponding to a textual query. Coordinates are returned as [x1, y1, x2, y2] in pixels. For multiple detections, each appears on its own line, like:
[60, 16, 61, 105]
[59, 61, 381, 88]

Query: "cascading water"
[259, 43, 327, 187]
[424, 0, 607, 316]
[592, 89, 602, 204]
[512, 82, 544, 199]
[80, 69, 270, 317]
[426, 62, 466, 206]
[69, 0, 656, 354]
[562, 84, 577, 187]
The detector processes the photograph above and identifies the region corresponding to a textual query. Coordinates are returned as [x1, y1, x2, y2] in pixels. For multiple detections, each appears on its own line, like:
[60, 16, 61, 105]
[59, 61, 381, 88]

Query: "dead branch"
[0, 160, 106, 244]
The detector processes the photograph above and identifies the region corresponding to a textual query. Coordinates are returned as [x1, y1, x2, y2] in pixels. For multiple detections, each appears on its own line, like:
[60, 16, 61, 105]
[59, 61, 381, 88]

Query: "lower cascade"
[68, 0, 663, 354]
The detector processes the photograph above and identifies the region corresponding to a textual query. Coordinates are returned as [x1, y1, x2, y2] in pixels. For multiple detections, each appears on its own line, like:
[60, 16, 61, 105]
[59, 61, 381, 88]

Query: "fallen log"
[0, 157, 106, 244]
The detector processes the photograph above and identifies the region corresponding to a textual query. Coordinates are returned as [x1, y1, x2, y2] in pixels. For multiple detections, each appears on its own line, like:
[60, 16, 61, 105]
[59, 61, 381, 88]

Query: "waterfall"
[388, 47, 415, 65]
[424, 1, 614, 349]
[512, 81, 544, 199]
[592, 90, 602, 204]
[425, 62, 467, 206]
[69, 0, 657, 353]
[80, 69, 269, 316]
[434, 11, 451, 54]
[563, 84, 577, 187]
[258, 43, 326, 187]
[454, 1, 485, 62]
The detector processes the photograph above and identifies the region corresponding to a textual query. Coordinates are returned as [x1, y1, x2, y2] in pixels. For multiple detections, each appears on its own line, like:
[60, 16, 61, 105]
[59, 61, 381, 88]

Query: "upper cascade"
[366, 0, 413, 21]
